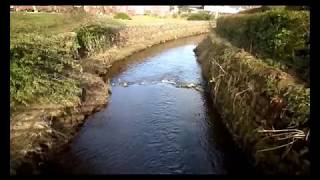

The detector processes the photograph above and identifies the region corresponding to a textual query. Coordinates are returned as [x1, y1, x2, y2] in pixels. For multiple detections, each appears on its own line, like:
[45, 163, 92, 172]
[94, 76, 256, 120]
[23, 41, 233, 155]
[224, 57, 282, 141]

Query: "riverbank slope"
[195, 27, 309, 175]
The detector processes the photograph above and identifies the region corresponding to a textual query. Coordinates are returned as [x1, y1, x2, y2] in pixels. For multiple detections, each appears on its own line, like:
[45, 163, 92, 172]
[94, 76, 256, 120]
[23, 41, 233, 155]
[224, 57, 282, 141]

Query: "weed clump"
[76, 24, 121, 57]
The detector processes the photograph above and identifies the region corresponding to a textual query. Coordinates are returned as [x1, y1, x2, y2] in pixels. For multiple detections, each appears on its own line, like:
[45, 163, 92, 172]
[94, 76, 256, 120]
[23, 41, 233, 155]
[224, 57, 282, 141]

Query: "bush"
[216, 8, 310, 83]
[113, 12, 132, 20]
[10, 22, 123, 113]
[76, 24, 121, 57]
[187, 12, 212, 21]
[10, 34, 81, 111]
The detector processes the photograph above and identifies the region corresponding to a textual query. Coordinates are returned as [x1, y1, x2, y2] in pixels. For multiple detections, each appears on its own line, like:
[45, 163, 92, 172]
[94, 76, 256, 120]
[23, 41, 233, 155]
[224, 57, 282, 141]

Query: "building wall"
[11, 6, 174, 16]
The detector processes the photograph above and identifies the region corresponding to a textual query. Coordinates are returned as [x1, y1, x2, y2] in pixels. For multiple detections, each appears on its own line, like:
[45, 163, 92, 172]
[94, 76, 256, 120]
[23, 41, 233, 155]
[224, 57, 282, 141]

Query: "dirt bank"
[10, 22, 210, 175]
[194, 32, 309, 175]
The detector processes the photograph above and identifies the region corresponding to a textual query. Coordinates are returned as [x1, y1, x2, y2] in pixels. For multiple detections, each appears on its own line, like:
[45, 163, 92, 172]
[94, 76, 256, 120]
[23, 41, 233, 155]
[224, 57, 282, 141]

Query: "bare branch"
[212, 58, 228, 75]
[257, 139, 296, 152]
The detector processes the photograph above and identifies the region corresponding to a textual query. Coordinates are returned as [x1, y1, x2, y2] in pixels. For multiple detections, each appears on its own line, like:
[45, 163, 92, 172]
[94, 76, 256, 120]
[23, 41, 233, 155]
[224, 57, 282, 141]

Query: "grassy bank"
[10, 12, 207, 114]
[196, 8, 309, 174]
[10, 12, 121, 112]
[195, 31, 309, 175]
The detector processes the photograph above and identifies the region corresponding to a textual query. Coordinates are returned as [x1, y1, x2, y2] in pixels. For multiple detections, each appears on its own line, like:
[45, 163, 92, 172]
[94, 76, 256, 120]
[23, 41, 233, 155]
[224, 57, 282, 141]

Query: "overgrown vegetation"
[10, 22, 122, 112]
[216, 8, 310, 84]
[187, 11, 213, 21]
[76, 24, 122, 57]
[10, 12, 206, 115]
[113, 12, 132, 20]
[195, 33, 310, 174]
[10, 33, 82, 111]
[10, 11, 127, 113]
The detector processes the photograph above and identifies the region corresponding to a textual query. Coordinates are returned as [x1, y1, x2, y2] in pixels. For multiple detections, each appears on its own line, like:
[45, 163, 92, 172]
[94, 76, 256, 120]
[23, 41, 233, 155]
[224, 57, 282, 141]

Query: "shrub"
[187, 12, 212, 21]
[76, 24, 121, 57]
[216, 8, 310, 83]
[113, 12, 132, 20]
[10, 34, 82, 111]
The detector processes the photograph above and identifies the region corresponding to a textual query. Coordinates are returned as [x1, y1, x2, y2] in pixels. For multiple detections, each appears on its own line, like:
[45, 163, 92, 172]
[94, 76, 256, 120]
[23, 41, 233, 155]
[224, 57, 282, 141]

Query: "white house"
[204, 6, 261, 14]
[204, 6, 241, 14]
[203, 6, 260, 18]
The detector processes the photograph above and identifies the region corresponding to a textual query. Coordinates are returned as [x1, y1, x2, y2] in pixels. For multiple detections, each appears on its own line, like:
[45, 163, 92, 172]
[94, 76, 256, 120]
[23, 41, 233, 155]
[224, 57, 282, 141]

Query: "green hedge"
[76, 24, 121, 57]
[216, 8, 310, 83]
[187, 12, 213, 21]
[113, 12, 132, 20]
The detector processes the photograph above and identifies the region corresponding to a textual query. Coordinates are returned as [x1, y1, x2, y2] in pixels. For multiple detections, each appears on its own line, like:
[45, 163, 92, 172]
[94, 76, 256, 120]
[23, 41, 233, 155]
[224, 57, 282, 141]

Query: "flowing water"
[52, 35, 253, 174]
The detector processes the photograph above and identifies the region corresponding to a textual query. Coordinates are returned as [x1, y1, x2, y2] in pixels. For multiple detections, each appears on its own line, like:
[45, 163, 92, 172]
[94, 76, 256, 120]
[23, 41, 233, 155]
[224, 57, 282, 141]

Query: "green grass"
[10, 12, 190, 36]
[11, 12, 83, 35]
[10, 12, 123, 37]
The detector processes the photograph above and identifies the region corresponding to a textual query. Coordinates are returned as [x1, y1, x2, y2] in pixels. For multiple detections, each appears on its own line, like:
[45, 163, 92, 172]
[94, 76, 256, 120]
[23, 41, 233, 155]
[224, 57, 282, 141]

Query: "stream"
[51, 34, 254, 174]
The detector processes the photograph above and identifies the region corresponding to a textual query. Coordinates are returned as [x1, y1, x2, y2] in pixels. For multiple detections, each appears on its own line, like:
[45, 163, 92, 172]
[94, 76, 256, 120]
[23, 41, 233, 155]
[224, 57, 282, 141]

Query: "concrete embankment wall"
[194, 32, 309, 175]
[10, 21, 210, 174]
